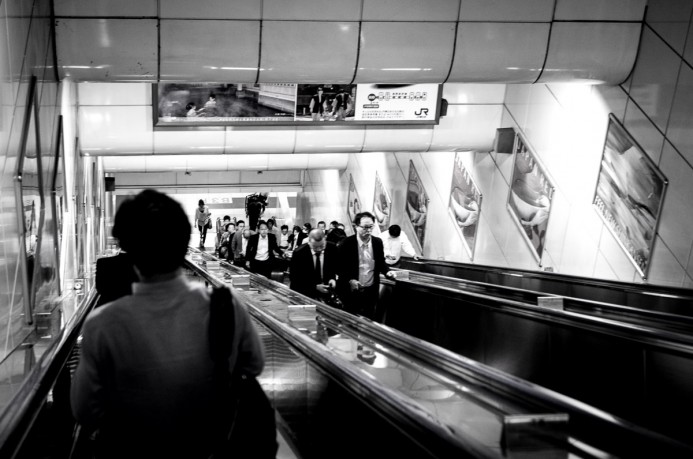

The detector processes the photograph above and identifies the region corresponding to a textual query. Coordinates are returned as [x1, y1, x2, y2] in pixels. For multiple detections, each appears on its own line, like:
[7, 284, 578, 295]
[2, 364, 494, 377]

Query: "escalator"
[398, 258, 693, 316]
[378, 271, 693, 448]
[0, 250, 690, 458]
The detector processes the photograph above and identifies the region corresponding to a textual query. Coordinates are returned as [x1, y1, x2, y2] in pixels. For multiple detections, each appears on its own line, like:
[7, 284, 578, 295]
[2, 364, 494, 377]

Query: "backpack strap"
[209, 286, 235, 368]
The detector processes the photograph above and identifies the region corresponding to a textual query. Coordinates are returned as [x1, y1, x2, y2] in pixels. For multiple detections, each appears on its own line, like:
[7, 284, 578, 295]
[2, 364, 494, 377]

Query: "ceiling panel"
[448, 22, 549, 83]
[362, 0, 460, 21]
[259, 21, 359, 83]
[54, 0, 157, 17]
[159, 0, 261, 19]
[459, 0, 554, 22]
[538, 22, 642, 84]
[263, 0, 362, 20]
[160, 20, 260, 82]
[355, 22, 456, 83]
[554, 0, 647, 21]
[56, 19, 158, 81]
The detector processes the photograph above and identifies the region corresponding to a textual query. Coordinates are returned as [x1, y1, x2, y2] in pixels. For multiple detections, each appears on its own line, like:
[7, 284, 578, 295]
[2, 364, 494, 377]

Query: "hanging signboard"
[154, 83, 441, 127]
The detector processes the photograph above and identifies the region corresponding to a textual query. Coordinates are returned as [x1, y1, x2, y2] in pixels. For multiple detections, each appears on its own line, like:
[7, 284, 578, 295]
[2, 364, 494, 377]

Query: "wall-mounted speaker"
[105, 176, 116, 192]
[494, 127, 515, 154]
[439, 98, 448, 117]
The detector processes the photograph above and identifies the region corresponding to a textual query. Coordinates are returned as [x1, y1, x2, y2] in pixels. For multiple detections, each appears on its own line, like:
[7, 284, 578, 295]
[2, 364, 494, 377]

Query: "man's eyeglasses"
[357, 225, 374, 231]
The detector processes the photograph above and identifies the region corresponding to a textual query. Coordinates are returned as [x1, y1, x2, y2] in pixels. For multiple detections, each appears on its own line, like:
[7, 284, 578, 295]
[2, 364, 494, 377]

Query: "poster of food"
[506, 133, 554, 264]
[405, 161, 429, 251]
[372, 172, 391, 232]
[346, 173, 361, 226]
[593, 114, 668, 278]
[448, 153, 482, 260]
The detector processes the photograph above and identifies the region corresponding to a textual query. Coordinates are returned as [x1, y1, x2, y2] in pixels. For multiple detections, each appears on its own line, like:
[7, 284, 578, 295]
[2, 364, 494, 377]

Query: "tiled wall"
[0, 0, 62, 378]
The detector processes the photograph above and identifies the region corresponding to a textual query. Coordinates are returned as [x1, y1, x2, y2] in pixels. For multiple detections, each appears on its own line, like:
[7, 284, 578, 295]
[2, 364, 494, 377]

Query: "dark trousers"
[340, 284, 379, 321]
[198, 224, 208, 244]
[249, 258, 274, 279]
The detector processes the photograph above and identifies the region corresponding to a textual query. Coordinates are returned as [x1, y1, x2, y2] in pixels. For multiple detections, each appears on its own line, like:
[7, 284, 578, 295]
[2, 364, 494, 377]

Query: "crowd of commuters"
[85, 190, 423, 456]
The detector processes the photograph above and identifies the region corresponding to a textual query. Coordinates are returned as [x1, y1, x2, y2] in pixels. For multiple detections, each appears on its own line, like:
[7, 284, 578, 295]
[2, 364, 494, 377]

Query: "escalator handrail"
[406, 258, 693, 299]
[401, 270, 693, 332]
[393, 277, 693, 354]
[0, 288, 98, 458]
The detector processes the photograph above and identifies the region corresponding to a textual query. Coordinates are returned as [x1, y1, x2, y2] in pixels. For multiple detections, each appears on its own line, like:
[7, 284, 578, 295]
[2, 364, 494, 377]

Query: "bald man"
[289, 229, 338, 301]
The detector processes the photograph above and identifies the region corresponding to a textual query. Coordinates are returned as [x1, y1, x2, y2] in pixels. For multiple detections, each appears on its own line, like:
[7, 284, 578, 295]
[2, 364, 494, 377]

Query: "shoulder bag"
[208, 287, 278, 459]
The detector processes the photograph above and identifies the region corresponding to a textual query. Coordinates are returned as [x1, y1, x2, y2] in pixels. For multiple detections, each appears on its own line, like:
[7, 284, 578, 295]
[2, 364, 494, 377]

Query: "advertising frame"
[448, 153, 482, 260]
[506, 132, 555, 265]
[405, 160, 429, 252]
[593, 113, 668, 279]
[372, 171, 392, 233]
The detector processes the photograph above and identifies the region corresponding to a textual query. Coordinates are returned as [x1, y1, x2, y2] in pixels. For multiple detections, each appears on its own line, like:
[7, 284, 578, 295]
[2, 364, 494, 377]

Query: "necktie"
[314, 253, 322, 284]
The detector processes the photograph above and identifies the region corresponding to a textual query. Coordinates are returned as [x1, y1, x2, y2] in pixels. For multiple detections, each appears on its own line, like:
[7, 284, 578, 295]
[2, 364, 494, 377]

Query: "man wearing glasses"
[336, 212, 395, 322]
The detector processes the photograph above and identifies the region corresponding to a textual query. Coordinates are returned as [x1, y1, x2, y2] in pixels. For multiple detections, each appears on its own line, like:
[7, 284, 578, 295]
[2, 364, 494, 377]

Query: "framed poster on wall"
[448, 153, 482, 260]
[372, 172, 392, 233]
[405, 161, 429, 251]
[346, 173, 361, 226]
[593, 114, 668, 279]
[506, 133, 555, 264]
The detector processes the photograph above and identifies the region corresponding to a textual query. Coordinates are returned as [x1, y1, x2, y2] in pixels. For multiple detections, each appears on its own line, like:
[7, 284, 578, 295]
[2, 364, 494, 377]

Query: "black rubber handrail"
[0, 288, 98, 459]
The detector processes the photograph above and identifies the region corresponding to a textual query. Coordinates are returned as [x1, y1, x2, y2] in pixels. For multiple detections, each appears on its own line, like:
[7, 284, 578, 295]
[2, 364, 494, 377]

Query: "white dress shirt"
[255, 235, 270, 261]
[381, 232, 417, 265]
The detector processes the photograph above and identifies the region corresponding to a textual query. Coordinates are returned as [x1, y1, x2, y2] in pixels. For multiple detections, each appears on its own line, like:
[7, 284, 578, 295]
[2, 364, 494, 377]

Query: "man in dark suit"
[230, 219, 247, 265]
[289, 229, 337, 301]
[95, 251, 138, 307]
[336, 211, 395, 322]
[245, 220, 285, 278]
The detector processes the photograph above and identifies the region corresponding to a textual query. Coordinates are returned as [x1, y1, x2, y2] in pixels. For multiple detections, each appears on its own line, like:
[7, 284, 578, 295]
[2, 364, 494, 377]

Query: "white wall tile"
[628, 28, 682, 133]
[79, 106, 153, 154]
[665, 63, 693, 166]
[658, 141, 693, 269]
[645, 0, 693, 55]
[442, 84, 506, 104]
[597, 223, 639, 281]
[78, 83, 150, 106]
[623, 99, 665, 165]
[430, 104, 502, 152]
[225, 128, 296, 155]
[593, 252, 621, 281]
[647, 236, 686, 285]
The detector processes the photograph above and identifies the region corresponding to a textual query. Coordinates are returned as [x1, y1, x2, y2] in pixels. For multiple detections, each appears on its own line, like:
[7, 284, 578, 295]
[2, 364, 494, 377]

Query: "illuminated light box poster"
[506, 133, 555, 264]
[354, 83, 440, 123]
[155, 83, 440, 126]
[295, 84, 356, 122]
[406, 161, 429, 251]
[593, 114, 668, 279]
[448, 153, 482, 260]
[156, 83, 297, 125]
[346, 173, 361, 226]
[372, 172, 392, 232]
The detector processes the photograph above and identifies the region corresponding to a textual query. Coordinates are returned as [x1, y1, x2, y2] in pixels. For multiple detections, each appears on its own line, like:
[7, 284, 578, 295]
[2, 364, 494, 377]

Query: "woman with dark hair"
[71, 189, 267, 458]
[194, 199, 212, 248]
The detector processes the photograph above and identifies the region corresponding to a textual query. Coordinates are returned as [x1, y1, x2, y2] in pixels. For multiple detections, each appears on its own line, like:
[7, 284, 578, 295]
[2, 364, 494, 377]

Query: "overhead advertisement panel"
[154, 83, 440, 128]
